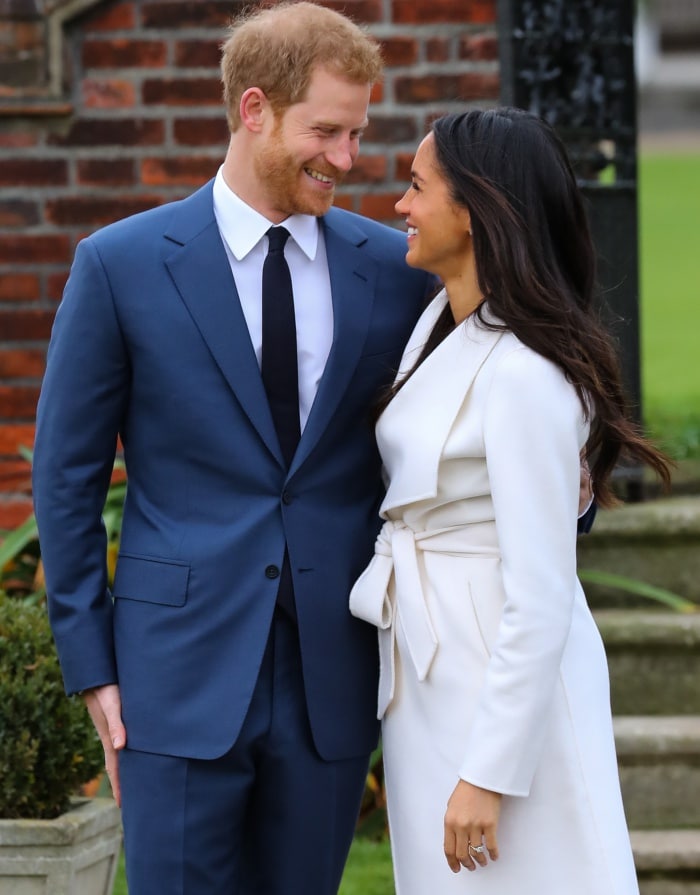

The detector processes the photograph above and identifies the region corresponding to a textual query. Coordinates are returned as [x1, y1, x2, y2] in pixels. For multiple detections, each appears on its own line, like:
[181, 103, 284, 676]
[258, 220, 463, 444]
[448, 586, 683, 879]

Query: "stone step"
[596, 610, 700, 715]
[616, 717, 700, 830]
[577, 494, 700, 608]
[632, 829, 700, 894]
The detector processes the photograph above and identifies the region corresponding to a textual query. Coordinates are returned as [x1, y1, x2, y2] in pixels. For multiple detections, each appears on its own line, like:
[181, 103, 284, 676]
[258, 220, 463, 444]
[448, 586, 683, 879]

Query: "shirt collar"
[213, 166, 320, 261]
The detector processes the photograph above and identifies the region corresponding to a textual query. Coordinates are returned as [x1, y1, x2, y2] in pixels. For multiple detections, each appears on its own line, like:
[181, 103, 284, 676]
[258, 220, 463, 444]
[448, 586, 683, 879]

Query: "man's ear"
[239, 87, 268, 133]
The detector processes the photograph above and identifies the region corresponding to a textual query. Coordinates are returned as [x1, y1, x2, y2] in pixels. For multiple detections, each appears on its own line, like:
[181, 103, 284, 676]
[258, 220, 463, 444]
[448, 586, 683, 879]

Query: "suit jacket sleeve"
[32, 236, 128, 694]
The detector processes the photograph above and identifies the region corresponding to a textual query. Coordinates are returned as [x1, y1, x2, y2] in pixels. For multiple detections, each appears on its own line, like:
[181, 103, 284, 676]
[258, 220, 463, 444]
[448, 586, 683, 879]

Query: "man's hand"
[82, 684, 126, 806]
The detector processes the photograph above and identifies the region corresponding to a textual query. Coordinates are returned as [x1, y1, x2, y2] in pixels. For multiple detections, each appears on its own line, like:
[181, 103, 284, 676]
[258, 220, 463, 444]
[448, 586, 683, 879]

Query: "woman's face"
[395, 133, 472, 280]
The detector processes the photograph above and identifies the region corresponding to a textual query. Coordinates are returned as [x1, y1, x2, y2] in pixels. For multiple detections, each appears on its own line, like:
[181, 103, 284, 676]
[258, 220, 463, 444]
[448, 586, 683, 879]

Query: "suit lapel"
[163, 181, 283, 465]
[289, 211, 376, 476]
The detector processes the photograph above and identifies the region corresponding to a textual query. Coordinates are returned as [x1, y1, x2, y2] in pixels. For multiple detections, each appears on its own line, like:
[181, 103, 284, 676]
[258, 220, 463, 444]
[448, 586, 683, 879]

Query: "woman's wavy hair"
[390, 108, 670, 506]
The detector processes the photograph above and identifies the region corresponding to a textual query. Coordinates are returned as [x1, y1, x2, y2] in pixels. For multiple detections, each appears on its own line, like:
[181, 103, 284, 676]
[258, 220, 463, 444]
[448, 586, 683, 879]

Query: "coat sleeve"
[32, 236, 129, 694]
[458, 345, 588, 796]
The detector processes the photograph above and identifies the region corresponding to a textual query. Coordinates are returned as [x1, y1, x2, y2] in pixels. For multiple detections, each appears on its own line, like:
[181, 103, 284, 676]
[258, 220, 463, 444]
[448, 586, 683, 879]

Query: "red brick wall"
[0, 0, 498, 528]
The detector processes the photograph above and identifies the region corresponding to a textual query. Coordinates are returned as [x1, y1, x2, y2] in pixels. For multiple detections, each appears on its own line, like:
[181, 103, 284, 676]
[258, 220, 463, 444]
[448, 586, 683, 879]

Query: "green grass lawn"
[639, 153, 700, 458]
[112, 837, 395, 895]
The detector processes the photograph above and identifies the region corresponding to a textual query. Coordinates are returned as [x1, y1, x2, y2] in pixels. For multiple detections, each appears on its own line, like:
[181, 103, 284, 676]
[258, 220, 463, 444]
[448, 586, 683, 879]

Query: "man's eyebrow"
[314, 120, 369, 131]
[411, 169, 426, 182]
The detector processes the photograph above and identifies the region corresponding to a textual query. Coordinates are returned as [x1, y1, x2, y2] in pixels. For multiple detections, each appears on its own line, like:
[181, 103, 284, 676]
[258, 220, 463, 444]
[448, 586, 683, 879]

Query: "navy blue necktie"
[261, 226, 299, 620]
[261, 226, 301, 468]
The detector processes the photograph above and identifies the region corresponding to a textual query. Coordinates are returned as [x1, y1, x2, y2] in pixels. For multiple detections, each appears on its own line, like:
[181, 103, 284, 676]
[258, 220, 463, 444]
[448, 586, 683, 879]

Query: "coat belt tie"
[350, 519, 498, 718]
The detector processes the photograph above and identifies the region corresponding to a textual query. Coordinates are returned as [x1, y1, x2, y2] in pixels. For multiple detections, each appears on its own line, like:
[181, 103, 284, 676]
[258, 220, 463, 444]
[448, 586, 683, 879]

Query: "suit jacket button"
[265, 565, 280, 579]
[282, 490, 292, 505]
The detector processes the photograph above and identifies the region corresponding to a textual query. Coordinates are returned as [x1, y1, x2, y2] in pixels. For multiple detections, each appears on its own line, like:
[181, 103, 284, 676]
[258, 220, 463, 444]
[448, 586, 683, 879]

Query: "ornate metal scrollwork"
[498, 0, 643, 485]
[499, 0, 637, 185]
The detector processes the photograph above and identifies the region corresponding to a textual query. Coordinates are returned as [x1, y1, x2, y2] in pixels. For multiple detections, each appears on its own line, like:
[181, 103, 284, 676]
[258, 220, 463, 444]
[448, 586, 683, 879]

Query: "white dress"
[350, 292, 639, 894]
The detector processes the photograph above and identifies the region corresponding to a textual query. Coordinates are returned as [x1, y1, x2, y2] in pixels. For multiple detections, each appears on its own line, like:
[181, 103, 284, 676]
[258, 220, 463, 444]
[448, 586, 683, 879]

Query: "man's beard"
[254, 136, 340, 218]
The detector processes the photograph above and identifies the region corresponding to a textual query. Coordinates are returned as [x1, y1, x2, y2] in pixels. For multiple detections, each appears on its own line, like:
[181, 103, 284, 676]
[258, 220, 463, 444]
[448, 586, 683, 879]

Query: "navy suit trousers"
[119, 609, 371, 895]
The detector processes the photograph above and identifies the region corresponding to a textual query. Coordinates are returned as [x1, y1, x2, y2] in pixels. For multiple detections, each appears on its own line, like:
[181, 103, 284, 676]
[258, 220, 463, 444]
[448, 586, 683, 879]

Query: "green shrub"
[0, 592, 103, 819]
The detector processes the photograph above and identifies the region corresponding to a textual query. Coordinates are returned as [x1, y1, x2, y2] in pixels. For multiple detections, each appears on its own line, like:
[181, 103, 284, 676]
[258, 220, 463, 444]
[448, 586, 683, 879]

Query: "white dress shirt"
[212, 167, 334, 431]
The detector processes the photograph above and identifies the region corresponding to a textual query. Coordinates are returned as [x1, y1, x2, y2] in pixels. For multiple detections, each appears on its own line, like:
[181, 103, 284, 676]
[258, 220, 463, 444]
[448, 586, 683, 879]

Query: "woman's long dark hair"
[384, 108, 670, 506]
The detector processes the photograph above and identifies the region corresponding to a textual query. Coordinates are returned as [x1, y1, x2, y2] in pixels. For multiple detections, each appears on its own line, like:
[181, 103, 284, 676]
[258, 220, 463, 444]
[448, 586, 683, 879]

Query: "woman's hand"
[443, 779, 501, 872]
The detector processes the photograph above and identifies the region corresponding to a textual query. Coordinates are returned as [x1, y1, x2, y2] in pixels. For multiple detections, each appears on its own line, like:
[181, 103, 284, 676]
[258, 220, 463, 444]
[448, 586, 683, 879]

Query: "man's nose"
[325, 137, 356, 173]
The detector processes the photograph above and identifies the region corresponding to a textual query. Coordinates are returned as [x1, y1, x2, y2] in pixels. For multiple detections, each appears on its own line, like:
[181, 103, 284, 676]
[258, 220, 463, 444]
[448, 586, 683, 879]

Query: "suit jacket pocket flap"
[112, 554, 190, 606]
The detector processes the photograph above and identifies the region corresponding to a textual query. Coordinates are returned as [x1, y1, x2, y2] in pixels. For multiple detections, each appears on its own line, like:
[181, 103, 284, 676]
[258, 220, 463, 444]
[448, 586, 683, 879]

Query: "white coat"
[350, 291, 639, 894]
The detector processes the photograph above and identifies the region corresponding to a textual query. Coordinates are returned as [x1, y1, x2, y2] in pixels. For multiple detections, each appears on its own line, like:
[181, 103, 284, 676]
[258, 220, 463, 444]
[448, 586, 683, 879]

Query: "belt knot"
[349, 520, 438, 717]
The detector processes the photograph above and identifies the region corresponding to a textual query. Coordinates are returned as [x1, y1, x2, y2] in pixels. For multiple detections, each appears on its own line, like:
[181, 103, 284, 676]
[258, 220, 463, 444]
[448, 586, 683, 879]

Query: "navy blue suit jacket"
[33, 181, 432, 763]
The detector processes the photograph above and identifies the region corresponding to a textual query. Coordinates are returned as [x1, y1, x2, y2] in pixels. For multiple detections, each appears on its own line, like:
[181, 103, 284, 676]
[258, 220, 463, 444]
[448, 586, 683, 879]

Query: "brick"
[0, 131, 38, 148]
[141, 2, 244, 28]
[0, 235, 70, 264]
[343, 155, 387, 185]
[0, 460, 32, 493]
[332, 194, 355, 213]
[85, 2, 137, 32]
[77, 158, 136, 187]
[142, 78, 223, 107]
[359, 192, 405, 222]
[0, 23, 43, 90]
[173, 117, 229, 147]
[0, 199, 39, 227]
[82, 39, 167, 69]
[0, 423, 35, 455]
[426, 37, 450, 62]
[0, 21, 42, 54]
[47, 271, 70, 303]
[369, 81, 384, 104]
[83, 78, 136, 109]
[424, 110, 458, 130]
[395, 151, 416, 181]
[322, 0, 383, 24]
[0, 498, 34, 530]
[175, 40, 221, 69]
[0, 310, 55, 341]
[0, 274, 40, 303]
[459, 33, 498, 61]
[379, 37, 419, 67]
[48, 119, 164, 147]
[364, 115, 418, 144]
[141, 157, 219, 186]
[0, 350, 45, 379]
[392, 0, 496, 25]
[394, 72, 500, 103]
[0, 158, 68, 187]
[0, 386, 40, 420]
[45, 195, 164, 227]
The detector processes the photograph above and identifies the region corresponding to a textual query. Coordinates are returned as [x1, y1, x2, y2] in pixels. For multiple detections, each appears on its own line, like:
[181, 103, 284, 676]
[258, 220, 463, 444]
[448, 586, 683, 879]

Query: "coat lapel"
[379, 291, 505, 512]
[163, 181, 283, 465]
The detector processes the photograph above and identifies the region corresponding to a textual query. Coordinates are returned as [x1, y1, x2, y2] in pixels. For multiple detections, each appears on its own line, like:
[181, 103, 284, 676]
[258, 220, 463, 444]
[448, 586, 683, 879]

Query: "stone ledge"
[583, 495, 700, 540]
[0, 798, 120, 847]
[632, 829, 700, 871]
[596, 610, 700, 647]
[615, 716, 700, 756]
[579, 495, 700, 606]
[595, 612, 700, 714]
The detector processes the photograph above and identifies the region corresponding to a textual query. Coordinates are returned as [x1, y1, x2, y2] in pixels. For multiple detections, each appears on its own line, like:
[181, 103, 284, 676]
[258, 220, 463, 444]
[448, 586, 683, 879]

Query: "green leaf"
[0, 513, 39, 571]
[579, 569, 696, 612]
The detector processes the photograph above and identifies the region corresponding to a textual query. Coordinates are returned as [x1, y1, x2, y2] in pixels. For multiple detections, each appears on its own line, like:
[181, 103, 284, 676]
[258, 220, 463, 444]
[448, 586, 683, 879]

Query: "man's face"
[253, 67, 371, 219]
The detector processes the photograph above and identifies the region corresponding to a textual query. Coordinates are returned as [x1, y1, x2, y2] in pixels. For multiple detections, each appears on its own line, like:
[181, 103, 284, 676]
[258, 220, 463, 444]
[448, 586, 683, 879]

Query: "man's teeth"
[306, 168, 333, 183]
[407, 226, 418, 236]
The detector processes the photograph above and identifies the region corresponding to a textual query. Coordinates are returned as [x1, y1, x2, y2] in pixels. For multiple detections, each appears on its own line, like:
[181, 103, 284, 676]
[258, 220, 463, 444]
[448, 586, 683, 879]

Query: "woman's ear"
[239, 87, 267, 133]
